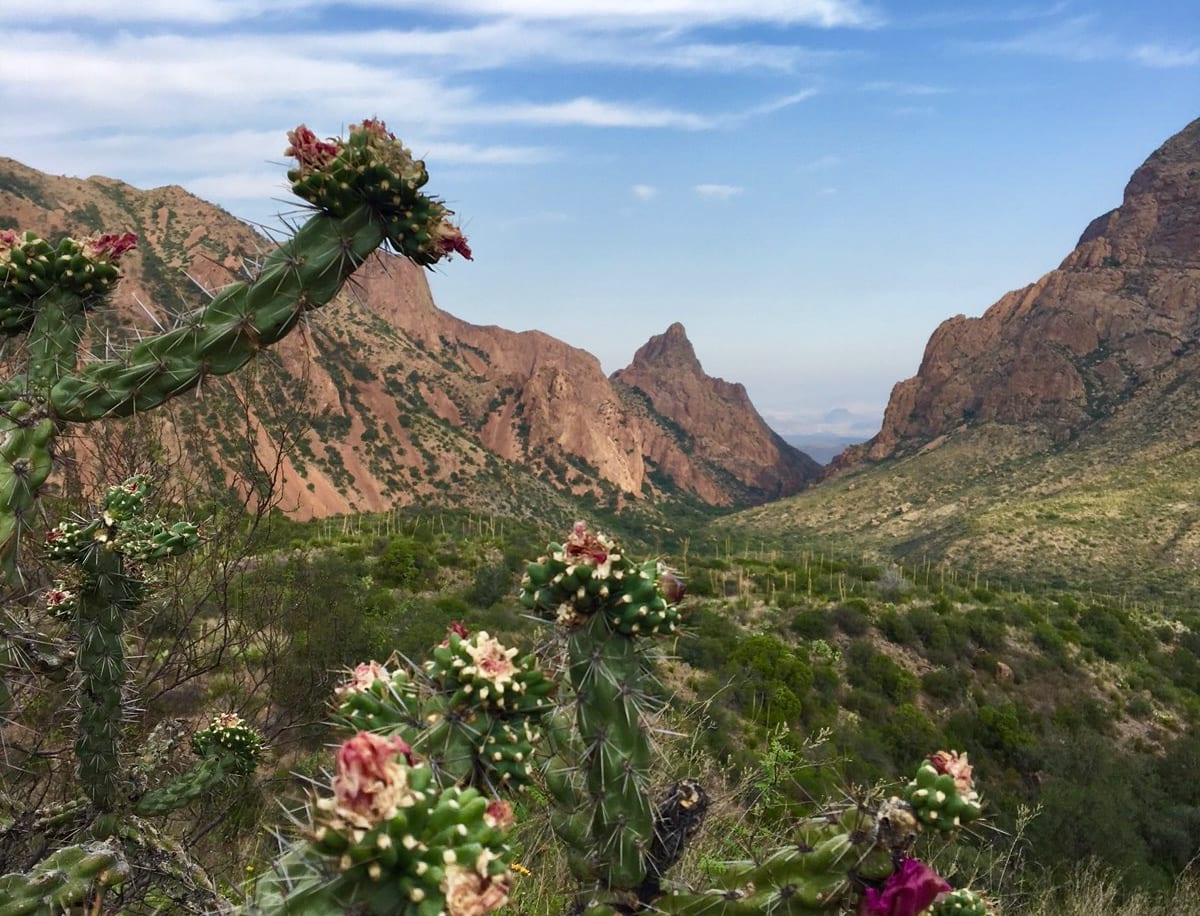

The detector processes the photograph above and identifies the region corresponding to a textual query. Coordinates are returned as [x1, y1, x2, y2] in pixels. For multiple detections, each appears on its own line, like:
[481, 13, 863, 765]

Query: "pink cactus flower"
[463, 633, 519, 688]
[863, 858, 952, 916]
[484, 799, 514, 831]
[0, 229, 18, 251]
[442, 864, 510, 916]
[335, 660, 390, 697]
[45, 586, 74, 607]
[285, 125, 341, 169]
[331, 731, 416, 827]
[211, 712, 245, 730]
[84, 232, 137, 262]
[928, 750, 976, 800]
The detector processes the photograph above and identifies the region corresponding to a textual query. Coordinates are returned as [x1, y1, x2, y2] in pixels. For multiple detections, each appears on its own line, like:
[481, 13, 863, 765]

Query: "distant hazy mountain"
[783, 435, 865, 466]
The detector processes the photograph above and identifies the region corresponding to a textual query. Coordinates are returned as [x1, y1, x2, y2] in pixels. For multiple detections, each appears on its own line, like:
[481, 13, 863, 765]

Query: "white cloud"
[0, 0, 882, 28]
[476, 97, 712, 129]
[632, 184, 658, 200]
[801, 154, 841, 171]
[1131, 43, 1200, 69]
[861, 80, 950, 95]
[695, 183, 743, 199]
[966, 15, 1200, 69]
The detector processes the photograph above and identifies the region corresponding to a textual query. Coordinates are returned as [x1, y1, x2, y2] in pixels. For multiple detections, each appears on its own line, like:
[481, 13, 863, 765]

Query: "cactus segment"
[333, 633, 552, 793]
[902, 752, 982, 832]
[255, 731, 513, 915]
[930, 888, 989, 916]
[0, 840, 128, 916]
[134, 713, 265, 816]
[522, 525, 689, 895]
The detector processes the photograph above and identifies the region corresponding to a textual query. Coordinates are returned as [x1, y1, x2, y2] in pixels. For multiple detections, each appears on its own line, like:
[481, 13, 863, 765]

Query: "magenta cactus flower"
[863, 858, 952, 916]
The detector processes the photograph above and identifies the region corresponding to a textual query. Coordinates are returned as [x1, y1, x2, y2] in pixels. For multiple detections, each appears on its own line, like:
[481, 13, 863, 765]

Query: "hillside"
[0, 157, 817, 518]
[730, 119, 1200, 598]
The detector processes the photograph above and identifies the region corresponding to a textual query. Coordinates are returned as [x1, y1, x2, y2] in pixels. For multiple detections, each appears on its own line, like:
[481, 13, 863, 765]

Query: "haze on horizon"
[1, 1, 1195, 439]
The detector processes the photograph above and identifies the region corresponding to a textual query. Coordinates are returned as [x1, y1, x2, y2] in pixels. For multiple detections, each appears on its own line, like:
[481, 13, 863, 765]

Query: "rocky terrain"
[840, 117, 1200, 465]
[0, 157, 817, 517]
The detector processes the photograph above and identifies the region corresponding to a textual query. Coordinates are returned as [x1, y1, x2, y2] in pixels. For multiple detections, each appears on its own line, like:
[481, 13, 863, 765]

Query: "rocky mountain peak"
[0, 157, 819, 513]
[626, 321, 704, 374]
[838, 118, 1200, 466]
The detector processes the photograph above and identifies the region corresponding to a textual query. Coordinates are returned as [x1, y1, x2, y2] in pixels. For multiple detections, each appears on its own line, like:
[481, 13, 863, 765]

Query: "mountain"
[728, 119, 1200, 597]
[0, 157, 817, 517]
[840, 117, 1200, 466]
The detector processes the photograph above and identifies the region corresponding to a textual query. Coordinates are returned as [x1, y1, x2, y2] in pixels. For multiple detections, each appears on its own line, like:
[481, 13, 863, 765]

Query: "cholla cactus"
[0, 118, 470, 580]
[0, 839, 129, 916]
[902, 751, 983, 832]
[135, 713, 266, 816]
[334, 628, 554, 792]
[251, 730, 515, 914]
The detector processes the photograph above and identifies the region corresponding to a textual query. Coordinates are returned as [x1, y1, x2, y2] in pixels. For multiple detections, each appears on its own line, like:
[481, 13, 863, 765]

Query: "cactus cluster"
[0, 118, 469, 578]
[135, 713, 266, 816]
[252, 723, 515, 913]
[518, 523, 686, 907]
[901, 751, 983, 832]
[334, 627, 554, 793]
[0, 840, 129, 916]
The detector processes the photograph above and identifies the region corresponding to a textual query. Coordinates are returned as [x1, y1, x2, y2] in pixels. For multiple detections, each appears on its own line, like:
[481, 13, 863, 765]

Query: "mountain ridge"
[0, 156, 817, 516]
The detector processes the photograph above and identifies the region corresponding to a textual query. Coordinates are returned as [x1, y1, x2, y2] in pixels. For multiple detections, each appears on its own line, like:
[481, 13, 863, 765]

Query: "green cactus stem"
[334, 629, 554, 793]
[0, 119, 470, 580]
[134, 713, 265, 816]
[521, 523, 685, 901]
[0, 839, 129, 916]
[45, 476, 200, 811]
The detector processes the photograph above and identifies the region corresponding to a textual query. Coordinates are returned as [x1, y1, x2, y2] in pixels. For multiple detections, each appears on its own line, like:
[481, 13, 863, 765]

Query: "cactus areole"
[0, 119, 470, 581]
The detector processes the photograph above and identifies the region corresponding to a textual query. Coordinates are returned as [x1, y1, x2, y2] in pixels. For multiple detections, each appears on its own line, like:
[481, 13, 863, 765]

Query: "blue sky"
[1, 1, 1196, 438]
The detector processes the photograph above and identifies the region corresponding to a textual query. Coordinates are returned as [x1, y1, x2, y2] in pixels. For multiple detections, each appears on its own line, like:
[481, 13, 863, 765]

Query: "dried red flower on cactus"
[85, 233, 138, 262]
[331, 731, 416, 826]
[285, 124, 341, 169]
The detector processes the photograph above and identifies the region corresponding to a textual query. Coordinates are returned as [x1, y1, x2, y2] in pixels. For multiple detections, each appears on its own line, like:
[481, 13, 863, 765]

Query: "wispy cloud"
[632, 184, 658, 200]
[801, 154, 841, 171]
[965, 15, 1200, 69]
[861, 80, 950, 95]
[695, 184, 743, 200]
[0, 0, 883, 28]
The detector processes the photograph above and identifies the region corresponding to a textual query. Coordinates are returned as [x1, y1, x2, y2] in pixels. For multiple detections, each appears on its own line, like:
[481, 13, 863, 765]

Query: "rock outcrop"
[612, 323, 819, 503]
[845, 117, 1200, 464]
[0, 156, 817, 515]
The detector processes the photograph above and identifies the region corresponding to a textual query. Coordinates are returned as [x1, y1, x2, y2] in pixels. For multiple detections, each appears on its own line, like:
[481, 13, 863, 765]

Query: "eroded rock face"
[0, 157, 816, 513]
[613, 323, 820, 503]
[851, 118, 1200, 463]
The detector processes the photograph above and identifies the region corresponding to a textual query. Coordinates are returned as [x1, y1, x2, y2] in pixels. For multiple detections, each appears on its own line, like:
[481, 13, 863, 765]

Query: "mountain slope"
[729, 119, 1200, 597]
[0, 157, 817, 516]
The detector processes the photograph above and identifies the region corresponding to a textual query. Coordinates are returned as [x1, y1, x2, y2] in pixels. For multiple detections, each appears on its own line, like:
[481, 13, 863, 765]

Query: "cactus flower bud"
[484, 799, 514, 831]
